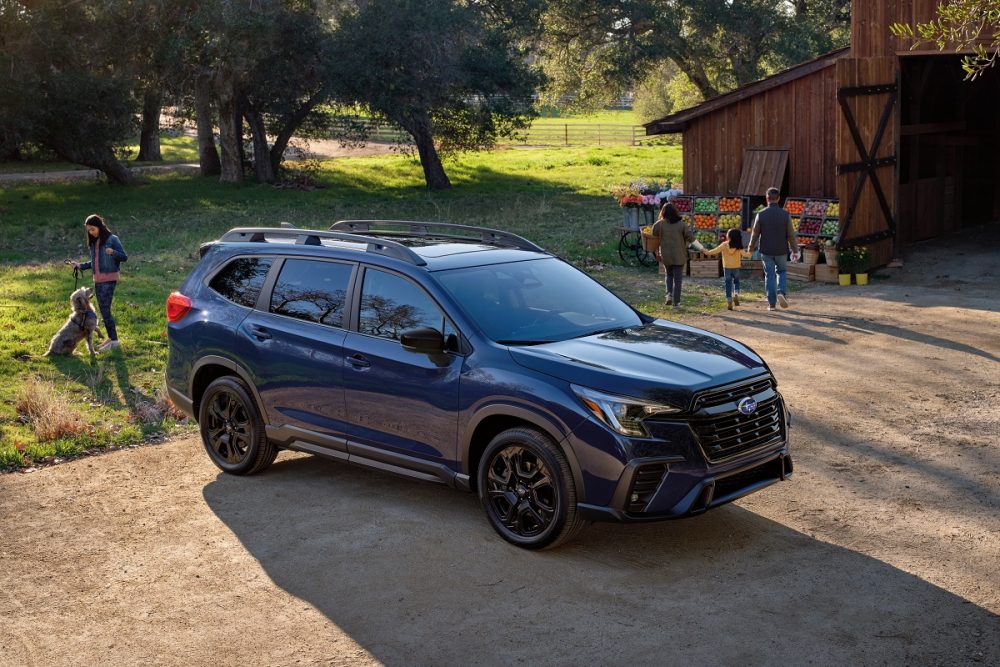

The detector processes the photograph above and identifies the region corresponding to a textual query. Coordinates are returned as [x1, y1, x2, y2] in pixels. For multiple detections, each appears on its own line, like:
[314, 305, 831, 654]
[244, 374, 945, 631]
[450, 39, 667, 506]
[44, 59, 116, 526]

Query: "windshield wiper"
[495, 339, 552, 346]
[573, 326, 626, 339]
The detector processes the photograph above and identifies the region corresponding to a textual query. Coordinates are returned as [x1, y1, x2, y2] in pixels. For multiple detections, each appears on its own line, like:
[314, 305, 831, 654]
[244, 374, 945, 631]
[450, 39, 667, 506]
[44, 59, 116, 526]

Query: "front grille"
[626, 463, 667, 513]
[691, 396, 784, 461]
[692, 375, 774, 410]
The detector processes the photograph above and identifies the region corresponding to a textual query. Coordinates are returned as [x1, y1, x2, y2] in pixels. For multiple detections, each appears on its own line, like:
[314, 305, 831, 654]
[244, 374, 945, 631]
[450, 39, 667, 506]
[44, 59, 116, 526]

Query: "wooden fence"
[326, 117, 667, 147]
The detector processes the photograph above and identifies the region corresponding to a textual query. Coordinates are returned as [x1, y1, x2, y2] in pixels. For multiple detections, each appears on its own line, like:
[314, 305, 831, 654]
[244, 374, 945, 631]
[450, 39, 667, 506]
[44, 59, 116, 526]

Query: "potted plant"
[837, 245, 870, 285]
[853, 245, 871, 285]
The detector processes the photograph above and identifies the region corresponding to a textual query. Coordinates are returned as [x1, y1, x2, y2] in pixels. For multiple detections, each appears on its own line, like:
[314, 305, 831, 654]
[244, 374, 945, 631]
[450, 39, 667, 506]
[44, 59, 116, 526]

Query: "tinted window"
[435, 258, 642, 343]
[359, 269, 453, 342]
[269, 259, 353, 328]
[209, 257, 273, 308]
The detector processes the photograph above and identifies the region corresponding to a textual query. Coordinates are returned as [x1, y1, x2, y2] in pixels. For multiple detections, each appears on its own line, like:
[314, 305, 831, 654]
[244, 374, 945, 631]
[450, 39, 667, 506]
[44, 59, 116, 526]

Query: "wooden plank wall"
[836, 57, 897, 268]
[852, 0, 955, 58]
[681, 64, 839, 198]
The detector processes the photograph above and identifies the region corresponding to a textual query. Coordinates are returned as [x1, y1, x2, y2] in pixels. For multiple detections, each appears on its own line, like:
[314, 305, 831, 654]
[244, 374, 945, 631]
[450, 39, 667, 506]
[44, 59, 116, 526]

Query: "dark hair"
[85, 214, 112, 246]
[766, 187, 780, 200]
[726, 228, 744, 249]
[658, 202, 682, 224]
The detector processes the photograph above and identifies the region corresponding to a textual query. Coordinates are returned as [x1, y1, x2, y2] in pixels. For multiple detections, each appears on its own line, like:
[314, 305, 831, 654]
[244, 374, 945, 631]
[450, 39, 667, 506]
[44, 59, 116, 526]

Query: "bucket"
[838, 273, 851, 286]
[855, 273, 869, 286]
[623, 207, 640, 231]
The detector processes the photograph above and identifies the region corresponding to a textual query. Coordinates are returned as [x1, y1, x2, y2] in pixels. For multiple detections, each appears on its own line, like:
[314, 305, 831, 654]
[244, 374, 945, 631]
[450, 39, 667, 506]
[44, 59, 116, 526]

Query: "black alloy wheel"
[478, 427, 587, 549]
[198, 376, 276, 475]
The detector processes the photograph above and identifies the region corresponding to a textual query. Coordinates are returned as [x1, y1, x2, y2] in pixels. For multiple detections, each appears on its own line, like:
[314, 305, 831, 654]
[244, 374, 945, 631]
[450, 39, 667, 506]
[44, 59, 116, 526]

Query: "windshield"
[435, 258, 642, 343]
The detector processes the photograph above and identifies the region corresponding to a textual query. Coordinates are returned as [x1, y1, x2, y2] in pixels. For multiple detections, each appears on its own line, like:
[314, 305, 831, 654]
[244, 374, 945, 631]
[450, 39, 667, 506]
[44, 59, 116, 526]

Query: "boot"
[727, 299, 733, 310]
[733, 293, 740, 306]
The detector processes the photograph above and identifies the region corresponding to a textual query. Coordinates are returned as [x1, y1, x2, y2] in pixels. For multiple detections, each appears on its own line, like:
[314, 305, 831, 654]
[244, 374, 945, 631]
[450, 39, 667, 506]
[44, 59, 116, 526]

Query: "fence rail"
[325, 118, 663, 147]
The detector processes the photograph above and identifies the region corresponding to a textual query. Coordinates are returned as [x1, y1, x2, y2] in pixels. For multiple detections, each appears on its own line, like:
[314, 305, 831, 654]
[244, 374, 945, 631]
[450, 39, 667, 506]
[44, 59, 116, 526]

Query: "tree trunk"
[194, 73, 221, 176]
[215, 67, 243, 184]
[243, 105, 275, 184]
[401, 113, 450, 190]
[53, 143, 134, 185]
[136, 89, 162, 162]
[671, 54, 719, 100]
[269, 90, 325, 177]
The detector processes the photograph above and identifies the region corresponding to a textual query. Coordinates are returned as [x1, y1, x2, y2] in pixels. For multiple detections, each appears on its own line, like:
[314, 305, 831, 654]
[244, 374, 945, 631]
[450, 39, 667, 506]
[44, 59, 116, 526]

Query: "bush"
[15, 378, 90, 442]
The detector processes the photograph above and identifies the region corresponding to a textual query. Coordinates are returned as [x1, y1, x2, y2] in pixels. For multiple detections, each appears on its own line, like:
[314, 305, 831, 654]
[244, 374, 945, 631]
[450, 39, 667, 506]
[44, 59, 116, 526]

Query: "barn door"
[836, 57, 897, 264]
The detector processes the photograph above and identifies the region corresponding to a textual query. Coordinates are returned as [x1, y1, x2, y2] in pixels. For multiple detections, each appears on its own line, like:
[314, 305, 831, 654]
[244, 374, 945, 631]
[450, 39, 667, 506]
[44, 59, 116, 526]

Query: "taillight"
[166, 292, 193, 323]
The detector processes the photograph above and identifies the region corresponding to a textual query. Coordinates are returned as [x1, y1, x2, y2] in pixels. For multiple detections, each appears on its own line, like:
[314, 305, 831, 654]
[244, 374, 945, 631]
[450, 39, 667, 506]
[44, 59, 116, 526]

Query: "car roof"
[211, 221, 552, 271]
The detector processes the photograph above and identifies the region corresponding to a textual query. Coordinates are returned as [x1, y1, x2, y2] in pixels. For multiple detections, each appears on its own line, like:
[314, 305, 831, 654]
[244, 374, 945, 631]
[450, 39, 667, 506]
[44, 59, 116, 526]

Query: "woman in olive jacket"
[651, 202, 702, 307]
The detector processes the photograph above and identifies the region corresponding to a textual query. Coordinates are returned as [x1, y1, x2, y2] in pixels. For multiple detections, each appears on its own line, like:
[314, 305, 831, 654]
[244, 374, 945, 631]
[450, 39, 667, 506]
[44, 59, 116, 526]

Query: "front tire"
[478, 427, 586, 549]
[198, 376, 276, 475]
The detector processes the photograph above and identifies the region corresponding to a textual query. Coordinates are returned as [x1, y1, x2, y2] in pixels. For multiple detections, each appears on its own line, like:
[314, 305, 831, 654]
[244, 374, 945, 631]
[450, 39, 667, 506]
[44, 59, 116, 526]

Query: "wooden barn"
[644, 0, 1000, 268]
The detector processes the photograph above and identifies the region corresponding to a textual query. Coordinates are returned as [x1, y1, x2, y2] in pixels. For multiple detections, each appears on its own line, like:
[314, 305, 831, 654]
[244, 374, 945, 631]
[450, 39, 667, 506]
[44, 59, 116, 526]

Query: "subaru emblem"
[737, 397, 757, 415]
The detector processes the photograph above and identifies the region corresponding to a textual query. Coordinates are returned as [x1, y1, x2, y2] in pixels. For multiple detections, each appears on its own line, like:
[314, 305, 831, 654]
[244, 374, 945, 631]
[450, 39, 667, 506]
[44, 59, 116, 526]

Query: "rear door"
[341, 266, 462, 464]
[237, 258, 356, 443]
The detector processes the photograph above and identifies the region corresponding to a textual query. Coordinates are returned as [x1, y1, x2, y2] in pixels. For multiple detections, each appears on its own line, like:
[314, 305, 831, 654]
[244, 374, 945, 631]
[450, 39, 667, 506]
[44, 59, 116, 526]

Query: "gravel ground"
[1, 223, 997, 666]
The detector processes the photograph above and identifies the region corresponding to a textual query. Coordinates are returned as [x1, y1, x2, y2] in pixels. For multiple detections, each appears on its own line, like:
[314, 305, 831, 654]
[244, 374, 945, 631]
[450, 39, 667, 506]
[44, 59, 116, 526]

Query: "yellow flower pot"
[838, 273, 851, 286]
[855, 273, 869, 285]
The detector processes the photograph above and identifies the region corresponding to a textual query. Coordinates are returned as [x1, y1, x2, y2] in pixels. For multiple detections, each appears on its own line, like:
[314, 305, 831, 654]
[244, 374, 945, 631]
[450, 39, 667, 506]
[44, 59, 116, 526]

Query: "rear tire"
[198, 376, 276, 475]
[478, 427, 586, 549]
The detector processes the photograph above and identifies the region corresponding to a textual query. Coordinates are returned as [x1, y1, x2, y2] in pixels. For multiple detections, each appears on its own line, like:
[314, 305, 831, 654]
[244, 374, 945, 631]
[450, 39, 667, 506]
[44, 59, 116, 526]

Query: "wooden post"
[564, 124, 568, 146]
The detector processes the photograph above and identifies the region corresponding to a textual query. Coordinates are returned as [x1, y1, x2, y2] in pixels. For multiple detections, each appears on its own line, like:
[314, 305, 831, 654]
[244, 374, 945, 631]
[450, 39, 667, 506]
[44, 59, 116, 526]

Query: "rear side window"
[269, 259, 353, 328]
[209, 257, 273, 308]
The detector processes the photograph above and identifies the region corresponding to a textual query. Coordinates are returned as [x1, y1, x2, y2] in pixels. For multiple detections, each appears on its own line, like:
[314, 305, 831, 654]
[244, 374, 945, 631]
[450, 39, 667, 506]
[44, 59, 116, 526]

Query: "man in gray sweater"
[749, 187, 796, 311]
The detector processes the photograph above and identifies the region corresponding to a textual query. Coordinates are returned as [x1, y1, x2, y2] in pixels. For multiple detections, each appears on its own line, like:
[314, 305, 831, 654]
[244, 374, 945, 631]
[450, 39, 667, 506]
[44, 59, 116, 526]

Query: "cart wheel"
[635, 244, 658, 267]
[618, 230, 642, 265]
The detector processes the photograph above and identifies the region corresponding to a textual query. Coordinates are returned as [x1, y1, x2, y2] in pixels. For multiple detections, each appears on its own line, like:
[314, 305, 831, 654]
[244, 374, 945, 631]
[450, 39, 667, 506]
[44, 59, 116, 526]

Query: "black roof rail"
[217, 227, 427, 266]
[330, 220, 547, 254]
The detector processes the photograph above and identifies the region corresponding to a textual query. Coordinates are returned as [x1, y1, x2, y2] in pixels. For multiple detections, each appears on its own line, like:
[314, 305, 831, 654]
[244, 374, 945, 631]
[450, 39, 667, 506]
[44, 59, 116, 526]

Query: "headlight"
[572, 385, 681, 438]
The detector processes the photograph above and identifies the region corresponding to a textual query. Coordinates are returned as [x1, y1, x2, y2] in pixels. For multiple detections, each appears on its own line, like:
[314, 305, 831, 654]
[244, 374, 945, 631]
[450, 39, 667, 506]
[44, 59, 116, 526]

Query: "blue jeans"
[94, 281, 118, 340]
[761, 255, 787, 306]
[723, 268, 741, 300]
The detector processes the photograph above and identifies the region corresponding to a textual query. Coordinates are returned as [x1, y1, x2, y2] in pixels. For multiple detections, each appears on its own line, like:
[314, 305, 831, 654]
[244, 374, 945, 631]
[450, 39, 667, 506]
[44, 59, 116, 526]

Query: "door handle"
[247, 325, 272, 341]
[347, 354, 371, 369]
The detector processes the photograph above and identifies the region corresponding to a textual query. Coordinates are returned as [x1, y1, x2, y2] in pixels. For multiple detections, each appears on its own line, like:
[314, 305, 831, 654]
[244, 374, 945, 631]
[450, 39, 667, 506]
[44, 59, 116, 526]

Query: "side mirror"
[400, 327, 445, 353]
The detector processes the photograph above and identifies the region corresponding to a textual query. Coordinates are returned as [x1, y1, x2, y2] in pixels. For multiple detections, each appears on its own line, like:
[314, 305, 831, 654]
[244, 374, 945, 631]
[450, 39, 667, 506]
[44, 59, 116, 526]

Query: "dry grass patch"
[15, 377, 90, 442]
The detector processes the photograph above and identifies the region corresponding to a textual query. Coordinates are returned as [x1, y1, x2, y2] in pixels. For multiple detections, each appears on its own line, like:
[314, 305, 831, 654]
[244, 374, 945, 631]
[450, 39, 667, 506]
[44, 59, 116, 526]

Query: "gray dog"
[45, 286, 104, 356]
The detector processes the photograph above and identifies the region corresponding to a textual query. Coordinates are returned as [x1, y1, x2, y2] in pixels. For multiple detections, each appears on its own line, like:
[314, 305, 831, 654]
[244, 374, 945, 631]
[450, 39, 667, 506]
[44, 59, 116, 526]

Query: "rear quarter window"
[209, 257, 273, 308]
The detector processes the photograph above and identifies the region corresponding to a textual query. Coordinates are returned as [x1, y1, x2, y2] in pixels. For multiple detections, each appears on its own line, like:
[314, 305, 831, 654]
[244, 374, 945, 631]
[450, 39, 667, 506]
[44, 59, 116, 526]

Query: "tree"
[891, 0, 1000, 79]
[329, 0, 542, 190]
[540, 0, 850, 110]
[0, 0, 139, 183]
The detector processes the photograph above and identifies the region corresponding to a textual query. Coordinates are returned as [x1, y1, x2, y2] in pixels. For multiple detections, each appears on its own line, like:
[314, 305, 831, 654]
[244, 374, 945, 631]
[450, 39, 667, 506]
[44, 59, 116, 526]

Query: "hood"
[508, 320, 766, 409]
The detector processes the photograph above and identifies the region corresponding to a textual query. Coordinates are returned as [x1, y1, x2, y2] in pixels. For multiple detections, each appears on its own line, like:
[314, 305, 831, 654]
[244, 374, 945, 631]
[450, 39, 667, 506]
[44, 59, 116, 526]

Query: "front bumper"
[576, 448, 792, 523]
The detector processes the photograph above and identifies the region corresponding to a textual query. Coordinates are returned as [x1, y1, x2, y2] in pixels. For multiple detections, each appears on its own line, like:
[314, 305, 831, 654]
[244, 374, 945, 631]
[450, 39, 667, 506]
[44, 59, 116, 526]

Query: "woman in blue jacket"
[74, 214, 128, 351]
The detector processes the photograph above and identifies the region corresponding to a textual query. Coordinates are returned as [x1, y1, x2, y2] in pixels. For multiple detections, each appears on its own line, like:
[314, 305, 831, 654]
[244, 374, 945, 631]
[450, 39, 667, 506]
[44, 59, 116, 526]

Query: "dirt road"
[2, 226, 998, 666]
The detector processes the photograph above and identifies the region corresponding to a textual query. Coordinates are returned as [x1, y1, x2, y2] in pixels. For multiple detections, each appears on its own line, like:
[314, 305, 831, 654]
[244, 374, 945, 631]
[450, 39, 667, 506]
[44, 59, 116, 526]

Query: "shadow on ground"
[204, 456, 998, 666]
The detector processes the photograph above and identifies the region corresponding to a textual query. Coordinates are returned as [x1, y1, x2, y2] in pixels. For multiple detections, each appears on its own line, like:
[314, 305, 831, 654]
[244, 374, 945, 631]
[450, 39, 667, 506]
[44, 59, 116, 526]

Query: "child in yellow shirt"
[705, 229, 751, 310]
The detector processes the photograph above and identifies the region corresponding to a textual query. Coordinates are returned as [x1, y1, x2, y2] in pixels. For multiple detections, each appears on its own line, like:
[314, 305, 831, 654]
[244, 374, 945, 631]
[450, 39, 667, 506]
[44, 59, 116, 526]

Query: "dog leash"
[63, 259, 81, 290]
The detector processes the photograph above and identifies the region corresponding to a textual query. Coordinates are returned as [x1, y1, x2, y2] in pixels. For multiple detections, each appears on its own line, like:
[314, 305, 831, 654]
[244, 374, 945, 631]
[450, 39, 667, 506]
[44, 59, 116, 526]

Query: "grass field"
[0, 143, 764, 470]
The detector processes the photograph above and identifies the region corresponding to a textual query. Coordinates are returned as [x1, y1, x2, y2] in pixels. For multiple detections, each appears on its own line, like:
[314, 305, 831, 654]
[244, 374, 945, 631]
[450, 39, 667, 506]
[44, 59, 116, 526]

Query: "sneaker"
[767, 304, 776, 312]
[777, 294, 788, 309]
[733, 294, 740, 307]
[99, 339, 120, 352]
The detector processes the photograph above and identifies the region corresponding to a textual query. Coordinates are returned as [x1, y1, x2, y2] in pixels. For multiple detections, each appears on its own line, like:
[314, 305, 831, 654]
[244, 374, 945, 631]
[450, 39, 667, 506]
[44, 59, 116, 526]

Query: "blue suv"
[165, 221, 792, 549]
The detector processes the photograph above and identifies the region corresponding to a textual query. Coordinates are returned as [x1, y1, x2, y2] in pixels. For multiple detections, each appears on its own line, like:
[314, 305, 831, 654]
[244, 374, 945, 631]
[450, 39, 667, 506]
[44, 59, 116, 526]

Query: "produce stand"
[783, 197, 841, 248]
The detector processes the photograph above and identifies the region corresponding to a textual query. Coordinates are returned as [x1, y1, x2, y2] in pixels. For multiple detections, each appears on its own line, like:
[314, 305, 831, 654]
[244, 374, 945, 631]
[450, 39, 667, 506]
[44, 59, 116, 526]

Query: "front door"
[341, 267, 462, 464]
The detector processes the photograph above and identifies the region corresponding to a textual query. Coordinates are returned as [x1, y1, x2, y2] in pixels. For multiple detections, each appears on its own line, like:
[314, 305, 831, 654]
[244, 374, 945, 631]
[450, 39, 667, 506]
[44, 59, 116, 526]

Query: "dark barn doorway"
[898, 55, 1000, 244]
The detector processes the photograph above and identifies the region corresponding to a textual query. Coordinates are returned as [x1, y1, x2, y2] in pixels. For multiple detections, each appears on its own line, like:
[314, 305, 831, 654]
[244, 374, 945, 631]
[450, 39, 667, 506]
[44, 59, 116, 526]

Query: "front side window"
[269, 259, 353, 328]
[359, 268, 453, 342]
[209, 257, 273, 308]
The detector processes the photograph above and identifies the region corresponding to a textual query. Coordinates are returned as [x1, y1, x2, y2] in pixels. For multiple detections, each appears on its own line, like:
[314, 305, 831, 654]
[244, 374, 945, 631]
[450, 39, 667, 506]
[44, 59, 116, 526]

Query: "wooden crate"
[814, 264, 840, 283]
[740, 260, 763, 280]
[787, 262, 815, 282]
[689, 258, 721, 278]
